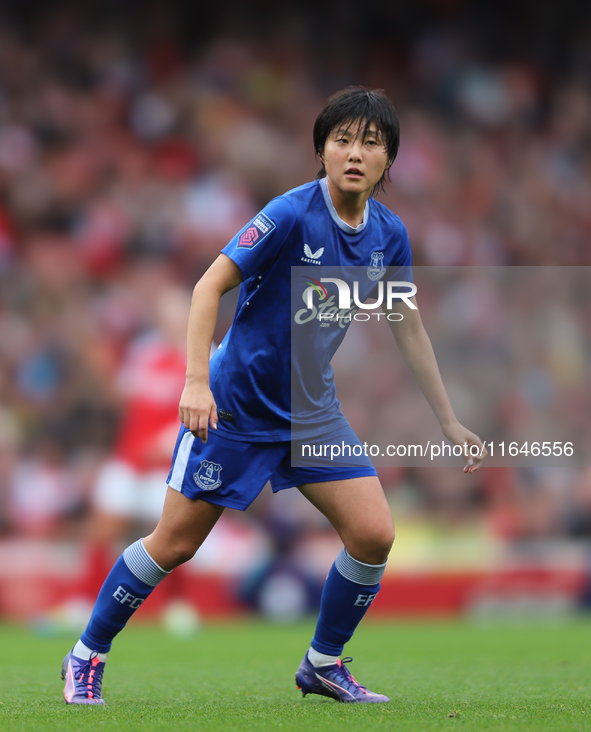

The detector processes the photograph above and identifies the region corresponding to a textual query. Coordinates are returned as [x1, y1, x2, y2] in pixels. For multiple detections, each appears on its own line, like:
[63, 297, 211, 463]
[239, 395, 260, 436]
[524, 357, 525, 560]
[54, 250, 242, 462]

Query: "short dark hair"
[313, 86, 400, 196]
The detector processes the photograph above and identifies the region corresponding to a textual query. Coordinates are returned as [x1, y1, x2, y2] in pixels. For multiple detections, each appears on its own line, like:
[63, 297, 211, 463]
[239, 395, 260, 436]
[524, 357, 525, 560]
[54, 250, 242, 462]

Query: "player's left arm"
[383, 297, 487, 473]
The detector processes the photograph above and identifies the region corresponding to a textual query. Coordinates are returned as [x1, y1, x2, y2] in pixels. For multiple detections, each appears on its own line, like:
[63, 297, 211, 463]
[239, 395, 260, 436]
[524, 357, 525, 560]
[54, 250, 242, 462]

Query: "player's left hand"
[441, 419, 487, 474]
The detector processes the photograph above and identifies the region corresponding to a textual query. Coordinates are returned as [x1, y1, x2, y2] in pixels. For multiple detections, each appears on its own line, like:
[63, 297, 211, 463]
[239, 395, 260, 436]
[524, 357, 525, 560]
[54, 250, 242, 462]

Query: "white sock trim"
[73, 640, 108, 663]
[308, 647, 339, 667]
[123, 539, 171, 587]
[334, 547, 387, 585]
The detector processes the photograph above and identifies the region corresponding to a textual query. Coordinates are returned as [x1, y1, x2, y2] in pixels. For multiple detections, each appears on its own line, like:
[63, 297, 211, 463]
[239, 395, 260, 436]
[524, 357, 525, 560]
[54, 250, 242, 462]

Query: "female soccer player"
[62, 87, 486, 705]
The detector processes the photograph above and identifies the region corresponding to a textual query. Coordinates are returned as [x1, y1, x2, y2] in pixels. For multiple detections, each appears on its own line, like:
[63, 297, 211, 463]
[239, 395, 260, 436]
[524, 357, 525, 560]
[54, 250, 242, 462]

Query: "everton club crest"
[194, 460, 223, 490]
[367, 251, 386, 281]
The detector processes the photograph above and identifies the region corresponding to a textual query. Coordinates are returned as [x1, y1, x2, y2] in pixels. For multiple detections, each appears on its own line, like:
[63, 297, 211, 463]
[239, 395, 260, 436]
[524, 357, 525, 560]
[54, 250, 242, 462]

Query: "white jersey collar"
[320, 177, 368, 235]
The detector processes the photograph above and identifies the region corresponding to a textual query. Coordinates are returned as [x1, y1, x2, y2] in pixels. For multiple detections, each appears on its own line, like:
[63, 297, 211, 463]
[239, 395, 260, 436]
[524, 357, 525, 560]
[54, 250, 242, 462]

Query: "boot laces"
[75, 653, 104, 697]
[333, 657, 368, 693]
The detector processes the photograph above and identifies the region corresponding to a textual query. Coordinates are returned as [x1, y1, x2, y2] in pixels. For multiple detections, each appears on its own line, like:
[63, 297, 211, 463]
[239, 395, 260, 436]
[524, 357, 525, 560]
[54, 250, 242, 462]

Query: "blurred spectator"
[0, 0, 590, 624]
[55, 284, 198, 623]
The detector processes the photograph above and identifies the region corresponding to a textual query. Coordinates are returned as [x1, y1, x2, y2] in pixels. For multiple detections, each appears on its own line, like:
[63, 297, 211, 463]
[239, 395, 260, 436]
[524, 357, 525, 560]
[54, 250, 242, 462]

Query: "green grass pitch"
[2, 618, 591, 731]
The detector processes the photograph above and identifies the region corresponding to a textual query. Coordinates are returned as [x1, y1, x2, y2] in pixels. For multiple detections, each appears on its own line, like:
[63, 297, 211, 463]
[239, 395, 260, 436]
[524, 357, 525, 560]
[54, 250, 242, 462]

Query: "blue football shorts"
[166, 423, 377, 511]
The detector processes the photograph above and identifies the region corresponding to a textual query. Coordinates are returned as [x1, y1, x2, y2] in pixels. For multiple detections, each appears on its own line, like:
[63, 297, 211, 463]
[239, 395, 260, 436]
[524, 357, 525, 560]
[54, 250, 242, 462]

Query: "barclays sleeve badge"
[237, 213, 276, 248]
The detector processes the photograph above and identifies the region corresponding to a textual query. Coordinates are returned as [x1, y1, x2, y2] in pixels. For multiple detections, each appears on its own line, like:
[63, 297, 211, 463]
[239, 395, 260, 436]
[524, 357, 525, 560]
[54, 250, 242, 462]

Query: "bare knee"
[142, 494, 223, 571]
[344, 523, 395, 565]
[143, 533, 200, 571]
[166, 539, 199, 568]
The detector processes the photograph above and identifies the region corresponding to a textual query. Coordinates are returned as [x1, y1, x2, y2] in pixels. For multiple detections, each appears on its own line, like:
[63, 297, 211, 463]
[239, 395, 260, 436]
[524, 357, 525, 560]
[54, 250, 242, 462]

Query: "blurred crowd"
[0, 0, 590, 584]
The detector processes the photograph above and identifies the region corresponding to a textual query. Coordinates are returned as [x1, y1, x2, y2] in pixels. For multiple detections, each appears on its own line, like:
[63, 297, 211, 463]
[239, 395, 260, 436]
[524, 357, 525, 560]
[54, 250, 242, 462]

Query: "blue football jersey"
[210, 177, 412, 442]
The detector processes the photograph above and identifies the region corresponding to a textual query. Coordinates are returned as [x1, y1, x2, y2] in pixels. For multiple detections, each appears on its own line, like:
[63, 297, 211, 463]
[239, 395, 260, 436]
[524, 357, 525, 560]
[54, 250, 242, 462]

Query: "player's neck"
[326, 178, 369, 228]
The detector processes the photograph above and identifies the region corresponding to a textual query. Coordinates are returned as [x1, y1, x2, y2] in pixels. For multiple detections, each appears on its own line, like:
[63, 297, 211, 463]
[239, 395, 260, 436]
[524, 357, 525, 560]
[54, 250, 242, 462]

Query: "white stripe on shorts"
[168, 430, 195, 491]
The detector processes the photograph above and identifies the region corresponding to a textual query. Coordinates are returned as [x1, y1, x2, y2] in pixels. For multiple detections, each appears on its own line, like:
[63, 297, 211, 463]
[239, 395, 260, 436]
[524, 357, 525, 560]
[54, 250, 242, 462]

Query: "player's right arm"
[182, 195, 295, 442]
[178, 254, 242, 443]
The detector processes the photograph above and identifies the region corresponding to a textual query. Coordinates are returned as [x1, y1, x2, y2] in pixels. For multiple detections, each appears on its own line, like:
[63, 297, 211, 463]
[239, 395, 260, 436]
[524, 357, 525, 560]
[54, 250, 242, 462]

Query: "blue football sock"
[310, 548, 387, 657]
[80, 539, 170, 653]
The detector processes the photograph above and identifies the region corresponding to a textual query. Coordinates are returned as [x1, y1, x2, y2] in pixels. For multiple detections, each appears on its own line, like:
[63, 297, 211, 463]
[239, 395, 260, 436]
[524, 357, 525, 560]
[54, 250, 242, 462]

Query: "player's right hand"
[178, 382, 218, 443]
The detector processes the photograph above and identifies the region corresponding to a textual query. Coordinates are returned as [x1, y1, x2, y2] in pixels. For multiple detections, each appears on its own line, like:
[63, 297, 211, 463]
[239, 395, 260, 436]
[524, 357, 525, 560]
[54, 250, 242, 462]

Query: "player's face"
[320, 120, 390, 198]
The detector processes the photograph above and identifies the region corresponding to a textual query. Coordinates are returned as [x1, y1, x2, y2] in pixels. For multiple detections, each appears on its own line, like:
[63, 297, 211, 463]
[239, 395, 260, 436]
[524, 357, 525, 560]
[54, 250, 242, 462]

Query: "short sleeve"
[222, 196, 297, 280]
